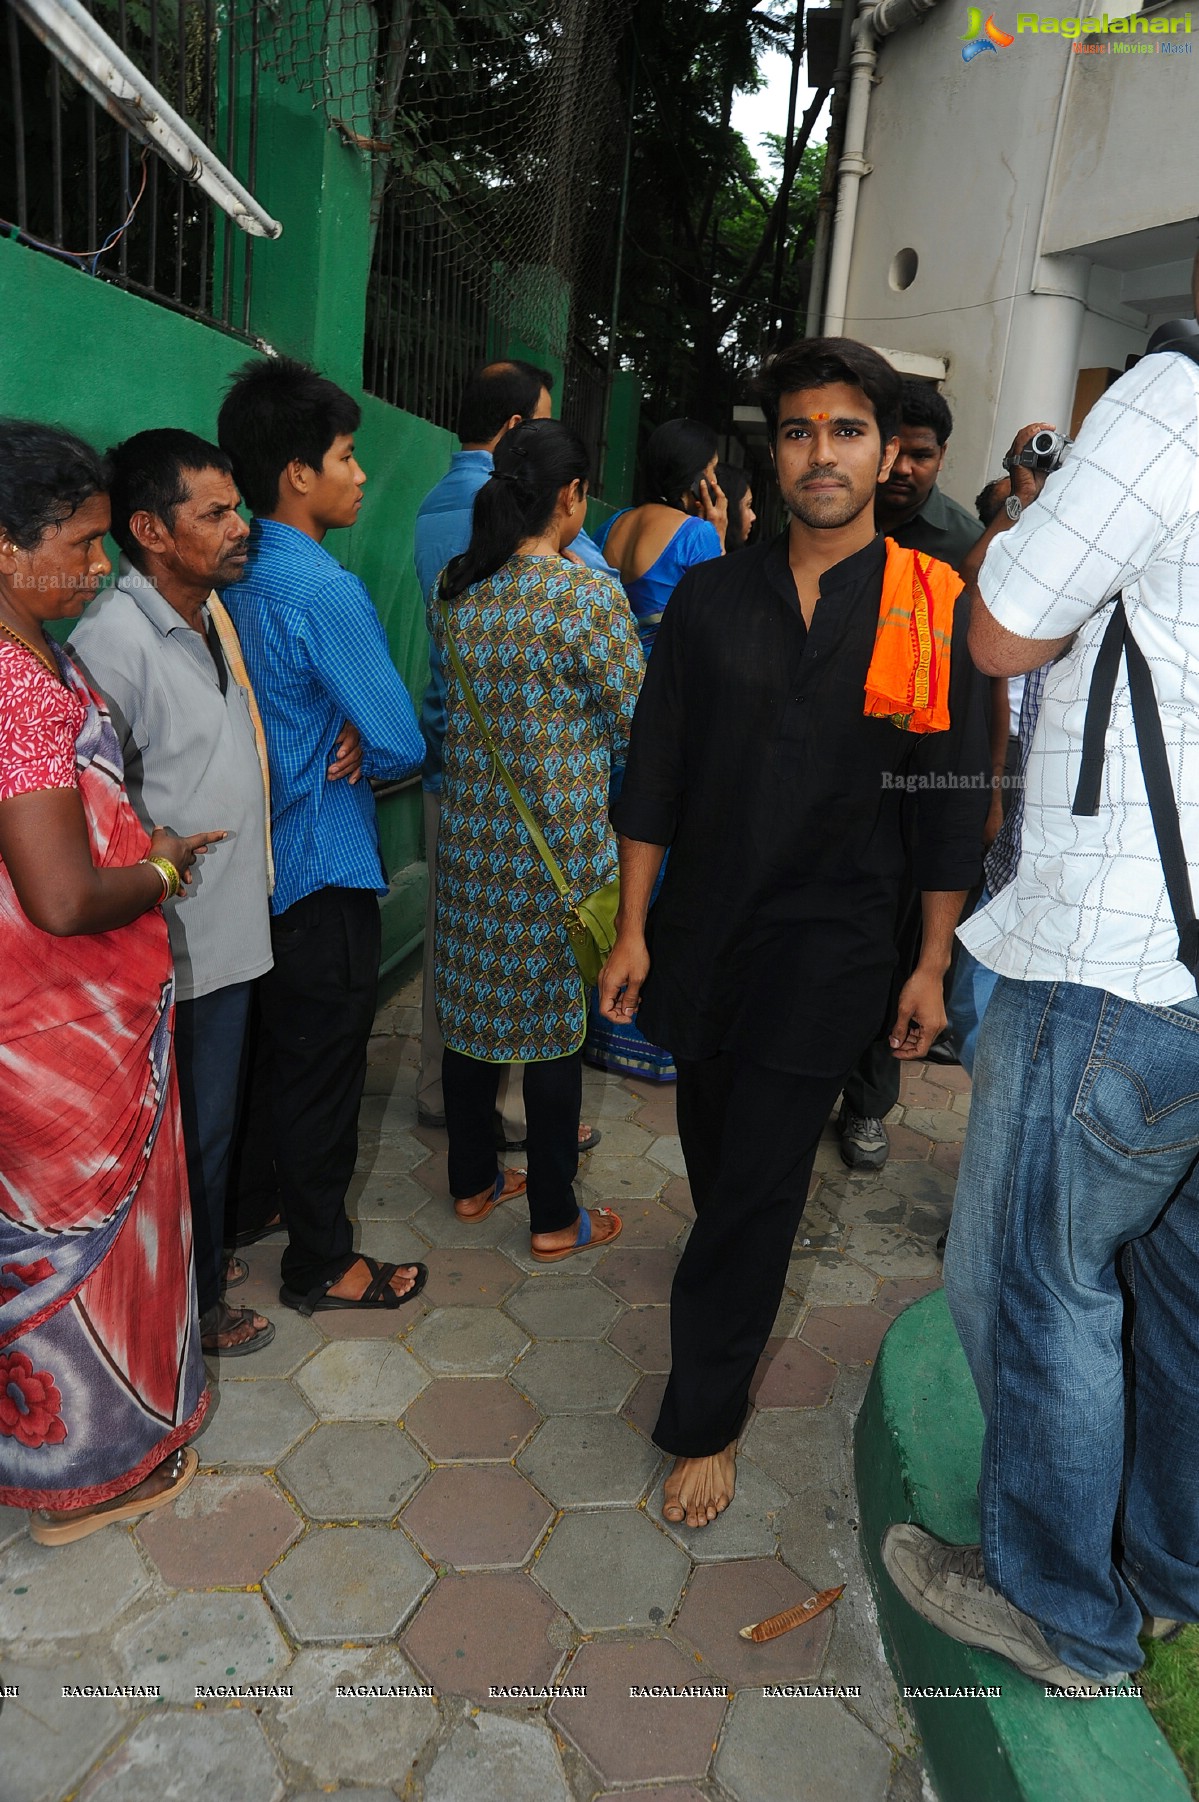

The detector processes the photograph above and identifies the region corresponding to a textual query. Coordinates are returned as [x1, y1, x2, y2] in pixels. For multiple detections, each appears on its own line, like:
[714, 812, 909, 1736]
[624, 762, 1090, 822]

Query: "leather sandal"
[279, 1255, 428, 1316]
[530, 1206, 622, 1263]
[29, 1445, 199, 1546]
[454, 1167, 527, 1223]
[200, 1299, 275, 1357]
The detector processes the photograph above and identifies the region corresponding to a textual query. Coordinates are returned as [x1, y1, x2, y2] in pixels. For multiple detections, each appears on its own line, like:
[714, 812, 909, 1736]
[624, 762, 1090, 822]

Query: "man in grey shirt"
[72, 430, 360, 1356]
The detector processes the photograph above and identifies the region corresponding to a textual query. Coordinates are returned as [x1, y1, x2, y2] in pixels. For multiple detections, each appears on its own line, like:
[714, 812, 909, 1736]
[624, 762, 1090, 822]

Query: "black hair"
[975, 477, 1009, 528]
[455, 360, 555, 446]
[0, 420, 110, 550]
[751, 338, 902, 449]
[716, 462, 753, 553]
[643, 418, 719, 508]
[106, 429, 233, 562]
[440, 419, 589, 601]
[900, 377, 953, 445]
[217, 354, 360, 517]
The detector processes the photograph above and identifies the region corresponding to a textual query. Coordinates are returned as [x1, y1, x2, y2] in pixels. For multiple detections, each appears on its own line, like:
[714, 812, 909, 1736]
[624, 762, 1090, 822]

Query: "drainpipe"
[822, 0, 942, 335]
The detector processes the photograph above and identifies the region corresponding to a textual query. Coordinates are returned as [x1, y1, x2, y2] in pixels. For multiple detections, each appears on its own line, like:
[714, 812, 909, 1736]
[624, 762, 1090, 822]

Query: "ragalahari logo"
[961, 9, 1017, 57]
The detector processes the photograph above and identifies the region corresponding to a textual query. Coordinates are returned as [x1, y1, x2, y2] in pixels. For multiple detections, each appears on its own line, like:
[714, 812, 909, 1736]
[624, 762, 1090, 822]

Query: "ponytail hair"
[440, 418, 590, 600]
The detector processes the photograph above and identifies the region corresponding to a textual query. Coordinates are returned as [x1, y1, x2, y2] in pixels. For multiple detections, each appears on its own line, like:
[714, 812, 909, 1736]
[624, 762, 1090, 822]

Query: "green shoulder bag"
[439, 600, 620, 988]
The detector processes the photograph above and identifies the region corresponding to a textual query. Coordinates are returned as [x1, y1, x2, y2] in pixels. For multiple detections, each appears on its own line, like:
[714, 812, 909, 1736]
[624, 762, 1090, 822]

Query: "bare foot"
[325, 1256, 421, 1302]
[529, 1207, 622, 1257]
[662, 1444, 738, 1528]
[454, 1168, 527, 1222]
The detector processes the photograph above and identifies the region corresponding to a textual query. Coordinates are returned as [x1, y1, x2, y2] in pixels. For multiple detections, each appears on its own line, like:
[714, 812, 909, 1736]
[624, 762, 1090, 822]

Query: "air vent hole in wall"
[889, 248, 919, 292]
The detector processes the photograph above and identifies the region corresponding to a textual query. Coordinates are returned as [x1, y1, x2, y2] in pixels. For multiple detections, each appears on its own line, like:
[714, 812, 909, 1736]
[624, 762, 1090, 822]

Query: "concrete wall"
[839, 0, 1197, 505]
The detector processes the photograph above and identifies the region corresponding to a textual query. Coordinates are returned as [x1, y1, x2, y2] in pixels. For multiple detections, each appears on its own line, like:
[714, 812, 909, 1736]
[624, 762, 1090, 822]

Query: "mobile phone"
[690, 474, 708, 500]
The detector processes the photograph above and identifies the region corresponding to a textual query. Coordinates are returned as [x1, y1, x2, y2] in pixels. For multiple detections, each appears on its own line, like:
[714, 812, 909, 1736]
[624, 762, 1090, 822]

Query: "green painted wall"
[0, 0, 638, 977]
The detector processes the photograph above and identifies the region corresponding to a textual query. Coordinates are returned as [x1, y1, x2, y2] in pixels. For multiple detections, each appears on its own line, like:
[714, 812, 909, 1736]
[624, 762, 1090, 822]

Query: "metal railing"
[364, 181, 515, 434]
[1, 1, 262, 334]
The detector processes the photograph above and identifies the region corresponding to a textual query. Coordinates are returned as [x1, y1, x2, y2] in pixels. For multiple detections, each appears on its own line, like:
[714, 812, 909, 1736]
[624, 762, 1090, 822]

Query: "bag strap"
[438, 597, 572, 904]
[1072, 593, 1199, 984]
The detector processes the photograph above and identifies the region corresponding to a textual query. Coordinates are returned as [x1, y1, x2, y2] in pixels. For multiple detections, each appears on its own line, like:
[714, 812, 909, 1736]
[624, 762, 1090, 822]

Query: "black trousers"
[842, 881, 923, 1119]
[230, 886, 380, 1295]
[442, 1046, 581, 1236]
[653, 1051, 845, 1457]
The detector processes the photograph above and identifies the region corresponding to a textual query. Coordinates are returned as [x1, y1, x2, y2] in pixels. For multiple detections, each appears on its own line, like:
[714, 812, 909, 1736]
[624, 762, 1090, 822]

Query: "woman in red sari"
[0, 423, 220, 1544]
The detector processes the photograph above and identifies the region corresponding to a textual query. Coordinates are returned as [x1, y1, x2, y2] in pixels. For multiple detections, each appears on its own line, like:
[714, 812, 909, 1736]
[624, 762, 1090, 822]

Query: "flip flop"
[280, 1255, 429, 1316]
[453, 1167, 528, 1223]
[200, 1300, 276, 1358]
[29, 1445, 199, 1546]
[530, 1206, 622, 1263]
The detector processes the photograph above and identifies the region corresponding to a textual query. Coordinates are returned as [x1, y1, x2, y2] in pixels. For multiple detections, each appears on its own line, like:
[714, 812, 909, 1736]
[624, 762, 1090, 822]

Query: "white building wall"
[838, 0, 1197, 503]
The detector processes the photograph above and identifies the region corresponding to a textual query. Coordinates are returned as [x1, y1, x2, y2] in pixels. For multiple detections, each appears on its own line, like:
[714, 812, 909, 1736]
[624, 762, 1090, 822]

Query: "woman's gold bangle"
[142, 855, 181, 900]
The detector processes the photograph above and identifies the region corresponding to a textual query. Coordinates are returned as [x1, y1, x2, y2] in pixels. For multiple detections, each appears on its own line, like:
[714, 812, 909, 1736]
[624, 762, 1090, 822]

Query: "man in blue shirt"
[219, 356, 427, 1314]
[414, 359, 612, 1137]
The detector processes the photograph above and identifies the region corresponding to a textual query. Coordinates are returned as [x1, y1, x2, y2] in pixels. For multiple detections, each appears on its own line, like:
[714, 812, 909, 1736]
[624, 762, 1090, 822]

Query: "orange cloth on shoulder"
[863, 539, 962, 734]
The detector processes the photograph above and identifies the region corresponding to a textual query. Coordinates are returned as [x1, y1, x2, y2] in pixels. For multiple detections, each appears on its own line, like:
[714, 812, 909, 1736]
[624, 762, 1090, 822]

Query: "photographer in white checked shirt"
[883, 246, 1199, 1697]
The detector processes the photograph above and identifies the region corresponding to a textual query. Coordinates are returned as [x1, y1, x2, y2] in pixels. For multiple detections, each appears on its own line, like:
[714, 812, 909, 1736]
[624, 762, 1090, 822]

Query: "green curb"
[854, 1291, 1189, 1802]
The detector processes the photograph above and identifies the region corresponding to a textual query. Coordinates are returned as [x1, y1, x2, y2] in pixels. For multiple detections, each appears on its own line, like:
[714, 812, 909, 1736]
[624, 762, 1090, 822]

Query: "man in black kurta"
[600, 339, 988, 1529]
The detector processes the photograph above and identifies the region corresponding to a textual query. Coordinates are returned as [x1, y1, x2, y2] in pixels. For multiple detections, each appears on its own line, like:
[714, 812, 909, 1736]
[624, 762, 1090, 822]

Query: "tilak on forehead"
[809, 411, 831, 421]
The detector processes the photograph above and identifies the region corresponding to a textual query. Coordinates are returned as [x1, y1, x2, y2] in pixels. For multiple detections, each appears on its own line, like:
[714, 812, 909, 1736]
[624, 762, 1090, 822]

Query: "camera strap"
[1072, 594, 1199, 987]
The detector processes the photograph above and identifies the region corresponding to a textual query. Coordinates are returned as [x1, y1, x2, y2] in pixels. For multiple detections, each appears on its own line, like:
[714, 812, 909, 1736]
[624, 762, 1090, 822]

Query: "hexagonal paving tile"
[581, 1157, 671, 1202]
[714, 1690, 891, 1802]
[0, 1503, 27, 1552]
[402, 1465, 553, 1569]
[425, 1711, 571, 1802]
[209, 1305, 323, 1381]
[266, 1646, 438, 1787]
[195, 1376, 317, 1467]
[673, 1557, 835, 1686]
[518, 1413, 661, 1507]
[622, 1372, 667, 1440]
[351, 1172, 428, 1224]
[408, 1306, 528, 1375]
[594, 1790, 708, 1802]
[875, 1275, 942, 1319]
[607, 1304, 671, 1372]
[842, 1220, 941, 1281]
[116, 1591, 292, 1701]
[800, 1304, 890, 1365]
[646, 1133, 688, 1177]
[580, 1118, 657, 1161]
[549, 1640, 728, 1786]
[294, 1340, 429, 1420]
[510, 1340, 636, 1414]
[78, 1708, 284, 1802]
[411, 1195, 520, 1247]
[1, 1531, 149, 1641]
[278, 1423, 428, 1520]
[532, 1507, 688, 1630]
[504, 1275, 624, 1339]
[402, 1571, 567, 1705]
[596, 1246, 679, 1304]
[2, 1660, 120, 1802]
[135, 1472, 302, 1587]
[264, 1525, 433, 1644]
[649, 1455, 788, 1562]
[419, 1246, 521, 1308]
[404, 1376, 541, 1461]
[749, 1336, 837, 1409]
[608, 1198, 689, 1246]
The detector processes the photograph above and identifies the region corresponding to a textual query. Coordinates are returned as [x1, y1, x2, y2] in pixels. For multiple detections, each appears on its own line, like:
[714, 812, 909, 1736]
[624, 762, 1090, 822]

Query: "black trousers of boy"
[442, 1046, 581, 1237]
[231, 885, 380, 1296]
[653, 1050, 846, 1457]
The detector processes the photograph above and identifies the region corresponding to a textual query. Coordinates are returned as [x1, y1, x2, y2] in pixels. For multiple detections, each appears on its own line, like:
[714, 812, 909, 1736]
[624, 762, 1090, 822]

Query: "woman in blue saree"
[584, 420, 725, 1082]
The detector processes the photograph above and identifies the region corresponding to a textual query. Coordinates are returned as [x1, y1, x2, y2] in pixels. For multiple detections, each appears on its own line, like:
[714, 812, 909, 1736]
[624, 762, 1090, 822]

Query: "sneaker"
[838, 1105, 889, 1170]
[1142, 1615, 1186, 1643]
[882, 1524, 1130, 1695]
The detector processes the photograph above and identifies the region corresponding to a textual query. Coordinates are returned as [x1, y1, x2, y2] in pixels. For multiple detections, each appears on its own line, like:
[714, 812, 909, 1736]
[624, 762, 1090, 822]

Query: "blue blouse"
[596, 512, 722, 650]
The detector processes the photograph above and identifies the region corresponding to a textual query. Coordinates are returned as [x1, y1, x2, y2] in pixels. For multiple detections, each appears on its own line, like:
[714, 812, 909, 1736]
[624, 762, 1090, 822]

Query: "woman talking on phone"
[0, 422, 220, 1545]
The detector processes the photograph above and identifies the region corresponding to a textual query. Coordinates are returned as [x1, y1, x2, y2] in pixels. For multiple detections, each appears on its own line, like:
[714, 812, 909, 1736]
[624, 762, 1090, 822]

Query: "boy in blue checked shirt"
[219, 356, 428, 1314]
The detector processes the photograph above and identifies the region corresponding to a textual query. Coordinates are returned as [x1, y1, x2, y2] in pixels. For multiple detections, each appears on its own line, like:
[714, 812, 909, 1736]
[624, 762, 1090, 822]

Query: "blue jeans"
[944, 976, 1199, 1678]
[174, 982, 253, 1316]
[945, 885, 1000, 1078]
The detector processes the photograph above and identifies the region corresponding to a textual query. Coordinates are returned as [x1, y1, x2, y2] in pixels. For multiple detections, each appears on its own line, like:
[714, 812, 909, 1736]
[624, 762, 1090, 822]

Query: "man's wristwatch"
[1004, 494, 1023, 523]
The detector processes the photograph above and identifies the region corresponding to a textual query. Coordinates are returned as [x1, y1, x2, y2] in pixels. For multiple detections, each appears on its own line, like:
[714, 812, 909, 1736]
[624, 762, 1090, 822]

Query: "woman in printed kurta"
[432, 419, 643, 1261]
[0, 423, 218, 1543]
